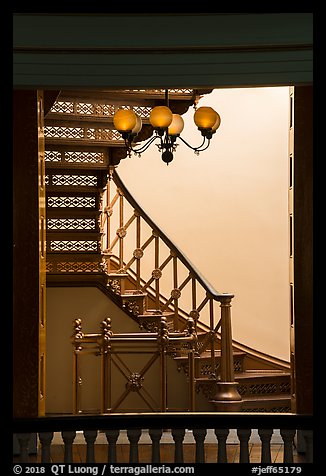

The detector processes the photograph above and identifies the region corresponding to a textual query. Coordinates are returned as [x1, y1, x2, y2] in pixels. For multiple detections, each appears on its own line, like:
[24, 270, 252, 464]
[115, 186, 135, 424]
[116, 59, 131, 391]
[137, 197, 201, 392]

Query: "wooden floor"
[14, 443, 306, 464]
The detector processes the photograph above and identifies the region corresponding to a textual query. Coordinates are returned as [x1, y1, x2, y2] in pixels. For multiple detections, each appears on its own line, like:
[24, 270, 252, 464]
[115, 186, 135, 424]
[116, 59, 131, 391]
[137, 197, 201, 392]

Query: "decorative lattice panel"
[47, 196, 96, 208]
[49, 240, 98, 252]
[49, 174, 98, 187]
[86, 128, 121, 141]
[238, 381, 289, 397]
[45, 150, 106, 166]
[65, 151, 104, 164]
[242, 406, 291, 413]
[45, 150, 62, 162]
[56, 261, 102, 272]
[47, 218, 97, 231]
[50, 101, 74, 114]
[45, 126, 85, 139]
[76, 103, 115, 116]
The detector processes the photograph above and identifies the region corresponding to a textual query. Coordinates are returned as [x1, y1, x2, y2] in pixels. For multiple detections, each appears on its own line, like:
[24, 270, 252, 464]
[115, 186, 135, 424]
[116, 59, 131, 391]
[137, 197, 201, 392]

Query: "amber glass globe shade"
[212, 112, 221, 132]
[168, 114, 184, 136]
[132, 115, 142, 135]
[149, 106, 173, 129]
[194, 107, 218, 129]
[113, 109, 137, 132]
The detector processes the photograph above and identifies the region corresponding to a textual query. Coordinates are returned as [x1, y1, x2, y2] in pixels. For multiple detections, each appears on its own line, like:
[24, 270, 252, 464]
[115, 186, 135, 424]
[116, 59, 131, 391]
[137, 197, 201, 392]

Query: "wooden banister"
[13, 413, 314, 464]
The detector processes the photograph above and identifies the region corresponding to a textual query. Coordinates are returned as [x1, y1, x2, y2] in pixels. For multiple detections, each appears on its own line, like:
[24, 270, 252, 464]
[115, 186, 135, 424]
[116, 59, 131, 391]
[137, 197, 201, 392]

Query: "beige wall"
[118, 87, 290, 361]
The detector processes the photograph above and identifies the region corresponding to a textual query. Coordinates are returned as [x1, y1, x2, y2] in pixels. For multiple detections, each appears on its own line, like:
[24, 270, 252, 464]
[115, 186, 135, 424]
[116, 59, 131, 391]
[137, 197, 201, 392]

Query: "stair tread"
[107, 272, 129, 278]
[235, 371, 291, 379]
[46, 186, 102, 193]
[138, 311, 174, 318]
[242, 395, 291, 402]
[121, 292, 147, 297]
[174, 350, 245, 360]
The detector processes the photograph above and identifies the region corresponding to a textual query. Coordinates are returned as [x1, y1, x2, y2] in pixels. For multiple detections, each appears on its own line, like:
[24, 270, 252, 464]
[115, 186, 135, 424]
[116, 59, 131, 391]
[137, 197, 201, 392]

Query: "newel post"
[211, 294, 242, 411]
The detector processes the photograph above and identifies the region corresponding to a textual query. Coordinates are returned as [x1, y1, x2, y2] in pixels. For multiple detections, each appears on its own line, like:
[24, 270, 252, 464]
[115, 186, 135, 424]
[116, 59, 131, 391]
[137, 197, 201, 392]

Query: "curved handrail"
[112, 170, 230, 302]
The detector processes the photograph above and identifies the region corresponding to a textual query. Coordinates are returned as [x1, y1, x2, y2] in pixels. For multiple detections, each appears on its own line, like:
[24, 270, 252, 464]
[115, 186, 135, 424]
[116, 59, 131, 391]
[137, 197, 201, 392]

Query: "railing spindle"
[171, 253, 179, 330]
[118, 190, 124, 269]
[149, 428, 163, 463]
[158, 317, 168, 412]
[136, 213, 141, 290]
[193, 428, 207, 463]
[62, 430, 76, 463]
[214, 428, 229, 463]
[154, 234, 160, 310]
[209, 297, 215, 378]
[105, 429, 120, 463]
[237, 428, 251, 463]
[83, 430, 98, 463]
[258, 429, 273, 463]
[171, 428, 186, 463]
[39, 432, 54, 463]
[280, 429, 296, 463]
[127, 428, 142, 463]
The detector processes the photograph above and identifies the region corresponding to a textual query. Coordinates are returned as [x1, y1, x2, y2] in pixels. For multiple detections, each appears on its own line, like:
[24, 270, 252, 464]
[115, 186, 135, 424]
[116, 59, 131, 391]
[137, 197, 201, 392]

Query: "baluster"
[172, 253, 179, 331]
[83, 430, 98, 463]
[127, 429, 142, 463]
[237, 429, 251, 463]
[209, 298, 215, 378]
[280, 429, 296, 463]
[187, 318, 196, 411]
[258, 429, 273, 463]
[119, 191, 124, 269]
[16, 433, 31, 463]
[106, 175, 111, 260]
[39, 432, 54, 463]
[136, 213, 141, 290]
[62, 431, 76, 463]
[302, 430, 313, 463]
[193, 429, 207, 463]
[214, 428, 229, 463]
[149, 428, 163, 463]
[191, 277, 197, 328]
[105, 429, 120, 463]
[158, 317, 169, 412]
[171, 428, 186, 463]
[154, 234, 160, 310]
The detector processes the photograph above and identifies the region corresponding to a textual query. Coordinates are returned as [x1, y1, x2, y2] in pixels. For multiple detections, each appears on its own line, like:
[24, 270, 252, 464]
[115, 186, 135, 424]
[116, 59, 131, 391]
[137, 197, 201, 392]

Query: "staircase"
[44, 88, 291, 413]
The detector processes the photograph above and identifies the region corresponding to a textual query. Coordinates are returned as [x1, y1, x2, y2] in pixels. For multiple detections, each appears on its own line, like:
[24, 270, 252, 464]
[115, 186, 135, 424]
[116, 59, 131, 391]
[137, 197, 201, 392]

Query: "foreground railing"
[13, 413, 313, 464]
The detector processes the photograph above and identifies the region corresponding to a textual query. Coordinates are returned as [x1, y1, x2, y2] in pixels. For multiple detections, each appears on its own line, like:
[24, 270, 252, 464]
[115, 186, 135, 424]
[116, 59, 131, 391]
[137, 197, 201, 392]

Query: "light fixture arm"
[124, 134, 159, 156]
[178, 135, 211, 153]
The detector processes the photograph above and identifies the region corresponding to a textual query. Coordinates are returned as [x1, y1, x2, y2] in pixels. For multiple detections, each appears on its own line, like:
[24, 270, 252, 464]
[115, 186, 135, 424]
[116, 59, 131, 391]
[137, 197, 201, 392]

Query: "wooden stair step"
[174, 350, 245, 362]
[235, 371, 290, 380]
[46, 209, 101, 218]
[47, 231, 102, 240]
[46, 185, 103, 193]
[46, 272, 108, 285]
[121, 291, 147, 299]
[137, 310, 175, 332]
[241, 395, 291, 412]
[106, 272, 129, 279]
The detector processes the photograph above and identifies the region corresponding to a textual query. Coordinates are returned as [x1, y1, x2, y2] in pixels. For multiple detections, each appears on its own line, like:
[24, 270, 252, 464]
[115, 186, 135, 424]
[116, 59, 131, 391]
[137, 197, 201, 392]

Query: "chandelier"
[113, 90, 221, 164]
